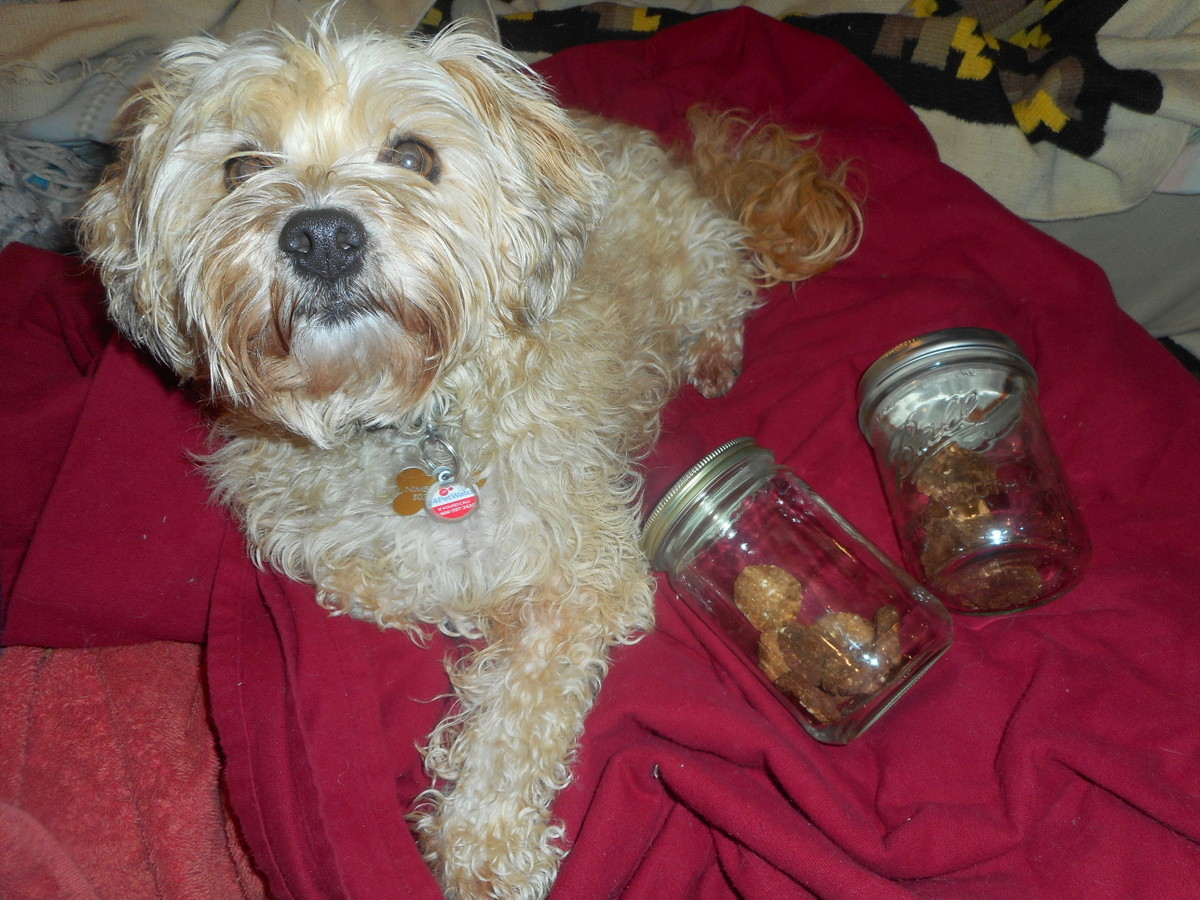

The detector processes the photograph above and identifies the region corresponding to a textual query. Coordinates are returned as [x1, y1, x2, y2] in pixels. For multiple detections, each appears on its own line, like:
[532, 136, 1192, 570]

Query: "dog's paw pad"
[689, 333, 743, 398]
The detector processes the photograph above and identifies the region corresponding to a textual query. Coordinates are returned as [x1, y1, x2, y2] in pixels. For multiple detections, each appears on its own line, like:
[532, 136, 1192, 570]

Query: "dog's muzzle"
[279, 208, 367, 282]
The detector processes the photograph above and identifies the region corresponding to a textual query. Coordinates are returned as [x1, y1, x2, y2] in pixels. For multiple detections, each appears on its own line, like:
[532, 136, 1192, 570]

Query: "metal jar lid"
[856, 327, 1035, 438]
[641, 437, 774, 572]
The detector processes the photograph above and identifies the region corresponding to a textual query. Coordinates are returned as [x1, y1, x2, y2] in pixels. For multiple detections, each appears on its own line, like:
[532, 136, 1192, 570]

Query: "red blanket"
[0, 644, 265, 900]
[4, 9, 1200, 899]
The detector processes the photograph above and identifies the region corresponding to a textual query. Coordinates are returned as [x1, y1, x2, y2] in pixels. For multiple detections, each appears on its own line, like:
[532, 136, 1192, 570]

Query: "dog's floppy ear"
[77, 37, 230, 378]
[428, 29, 610, 326]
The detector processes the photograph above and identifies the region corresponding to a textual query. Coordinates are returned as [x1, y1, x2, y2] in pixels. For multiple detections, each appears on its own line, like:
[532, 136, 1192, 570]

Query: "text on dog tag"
[393, 467, 434, 516]
[425, 474, 480, 521]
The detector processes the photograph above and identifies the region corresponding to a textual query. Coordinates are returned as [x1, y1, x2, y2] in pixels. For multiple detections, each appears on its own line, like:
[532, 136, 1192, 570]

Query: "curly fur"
[78, 14, 858, 900]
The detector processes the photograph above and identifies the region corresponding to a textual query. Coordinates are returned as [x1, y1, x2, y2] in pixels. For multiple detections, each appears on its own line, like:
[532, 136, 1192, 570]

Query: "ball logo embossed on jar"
[884, 388, 983, 483]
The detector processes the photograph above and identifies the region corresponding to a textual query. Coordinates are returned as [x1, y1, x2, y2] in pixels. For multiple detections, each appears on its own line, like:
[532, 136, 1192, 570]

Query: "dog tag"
[394, 428, 485, 520]
[394, 467, 486, 517]
[425, 469, 480, 521]
[393, 467, 434, 516]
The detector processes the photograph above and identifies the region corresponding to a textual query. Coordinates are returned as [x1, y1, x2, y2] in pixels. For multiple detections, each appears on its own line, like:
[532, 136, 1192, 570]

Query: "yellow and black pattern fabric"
[422, 0, 1162, 162]
[497, 2, 686, 53]
[418, 0, 1194, 218]
[794, 0, 1163, 160]
[419, 1, 686, 56]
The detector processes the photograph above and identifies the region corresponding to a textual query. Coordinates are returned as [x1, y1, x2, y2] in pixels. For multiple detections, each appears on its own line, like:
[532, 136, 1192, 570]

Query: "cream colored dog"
[79, 13, 858, 899]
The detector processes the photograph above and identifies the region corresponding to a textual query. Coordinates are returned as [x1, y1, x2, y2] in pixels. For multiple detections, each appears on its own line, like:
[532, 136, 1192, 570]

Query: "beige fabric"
[3, 0, 1198, 220]
[1034, 191, 1200, 344]
[0, 0, 433, 123]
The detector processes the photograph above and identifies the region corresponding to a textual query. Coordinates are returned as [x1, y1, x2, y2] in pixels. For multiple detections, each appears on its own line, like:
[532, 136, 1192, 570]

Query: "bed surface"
[3, 8, 1200, 900]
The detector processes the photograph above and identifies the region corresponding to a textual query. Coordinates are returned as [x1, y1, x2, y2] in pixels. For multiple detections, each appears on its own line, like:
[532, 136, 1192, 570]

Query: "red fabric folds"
[0, 247, 228, 647]
[0, 643, 266, 900]
[3, 8, 1200, 899]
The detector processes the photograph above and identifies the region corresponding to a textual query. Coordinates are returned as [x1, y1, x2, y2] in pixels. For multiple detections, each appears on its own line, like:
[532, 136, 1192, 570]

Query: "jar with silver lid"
[643, 438, 953, 744]
[858, 327, 1090, 614]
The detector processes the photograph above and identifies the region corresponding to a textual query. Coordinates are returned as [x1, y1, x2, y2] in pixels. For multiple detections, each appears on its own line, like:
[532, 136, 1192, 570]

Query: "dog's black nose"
[278, 208, 367, 280]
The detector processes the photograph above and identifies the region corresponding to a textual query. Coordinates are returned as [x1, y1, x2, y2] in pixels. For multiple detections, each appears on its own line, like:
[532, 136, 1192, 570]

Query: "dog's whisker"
[267, 283, 295, 354]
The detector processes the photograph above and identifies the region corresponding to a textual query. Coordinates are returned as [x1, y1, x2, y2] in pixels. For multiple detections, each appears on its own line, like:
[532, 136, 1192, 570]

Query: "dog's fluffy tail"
[685, 107, 862, 286]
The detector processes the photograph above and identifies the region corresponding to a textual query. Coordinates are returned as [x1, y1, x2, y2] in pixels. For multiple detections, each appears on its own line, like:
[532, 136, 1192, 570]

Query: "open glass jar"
[858, 328, 1090, 614]
[643, 438, 952, 744]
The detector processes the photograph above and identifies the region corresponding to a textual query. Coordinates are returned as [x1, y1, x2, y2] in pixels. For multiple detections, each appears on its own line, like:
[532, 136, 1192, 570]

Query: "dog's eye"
[224, 153, 276, 189]
[379, 138, 438, 181]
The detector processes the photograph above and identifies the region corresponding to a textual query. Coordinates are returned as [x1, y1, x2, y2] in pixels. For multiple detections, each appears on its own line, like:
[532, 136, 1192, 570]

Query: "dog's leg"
[416, 599, 631, 900]
[688, 324, 745, 399]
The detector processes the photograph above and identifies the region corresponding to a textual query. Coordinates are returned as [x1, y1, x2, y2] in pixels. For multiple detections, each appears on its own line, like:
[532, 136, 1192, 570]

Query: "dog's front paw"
[688, 329, 744, 398]
[415, 797, 564, 900]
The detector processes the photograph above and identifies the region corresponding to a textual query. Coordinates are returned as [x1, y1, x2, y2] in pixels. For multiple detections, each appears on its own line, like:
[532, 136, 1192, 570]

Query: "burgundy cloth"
[0, 251, 229, 646]
[3, 7, 1200, 898]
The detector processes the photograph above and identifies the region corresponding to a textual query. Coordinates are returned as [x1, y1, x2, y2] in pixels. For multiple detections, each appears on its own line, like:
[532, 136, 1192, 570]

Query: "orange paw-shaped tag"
[393, 468, 433, 516]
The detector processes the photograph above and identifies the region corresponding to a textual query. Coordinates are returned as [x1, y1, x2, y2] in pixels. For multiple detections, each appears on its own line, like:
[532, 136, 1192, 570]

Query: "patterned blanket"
[445, 0, 1200, 219]
[3, 1, 1196, 227]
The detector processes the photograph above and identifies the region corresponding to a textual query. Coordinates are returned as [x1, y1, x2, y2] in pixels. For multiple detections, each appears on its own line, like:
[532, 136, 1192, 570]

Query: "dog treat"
[733, 564, 804, 631]
[757, 627, 792, 681]
[775, 670, 844, 724]
[910, 442, 1045, 610]
[913, 444, 1003, 578]
[774, 620, 828, 686]
[912, 442, 999, 505]
[932, 558, 1044, 612]
[733, 563, 903, 723]
[769, 611, 903, 722]
[813, 611, 890, 696]
[919, 507, 996, 575]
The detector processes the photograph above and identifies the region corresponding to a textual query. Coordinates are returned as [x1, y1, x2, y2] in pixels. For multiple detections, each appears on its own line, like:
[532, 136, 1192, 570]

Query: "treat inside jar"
[909, 442, 1043, 610]
[732, 565, 903, 724]
[912, 443, 1000, 575]
[732, 564, 804, 631]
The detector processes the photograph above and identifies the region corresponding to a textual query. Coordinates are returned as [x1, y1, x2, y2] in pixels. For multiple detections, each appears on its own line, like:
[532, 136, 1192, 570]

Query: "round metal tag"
[425, 478, 480, 521]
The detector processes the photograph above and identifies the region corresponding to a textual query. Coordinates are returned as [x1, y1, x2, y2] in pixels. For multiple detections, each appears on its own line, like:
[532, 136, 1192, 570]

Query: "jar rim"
[856, 327, 1035, 438]
[641, 437, 772, 571]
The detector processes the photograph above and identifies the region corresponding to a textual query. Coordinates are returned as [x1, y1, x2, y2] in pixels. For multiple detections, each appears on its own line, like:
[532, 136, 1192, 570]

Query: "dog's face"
[80, 23, 608, 447]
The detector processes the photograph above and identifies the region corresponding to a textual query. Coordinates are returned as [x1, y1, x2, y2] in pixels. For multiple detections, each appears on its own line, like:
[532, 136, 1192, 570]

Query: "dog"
[78, 12, 859, 899]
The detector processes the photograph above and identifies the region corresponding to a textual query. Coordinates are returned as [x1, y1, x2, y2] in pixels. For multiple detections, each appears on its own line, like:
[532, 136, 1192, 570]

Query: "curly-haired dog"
[79, 14, 859, 899]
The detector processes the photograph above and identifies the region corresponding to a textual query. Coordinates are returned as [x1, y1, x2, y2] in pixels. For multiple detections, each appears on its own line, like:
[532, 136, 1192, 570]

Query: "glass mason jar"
[642, 438, 953, 744]
[858, 328, 1090, 615]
